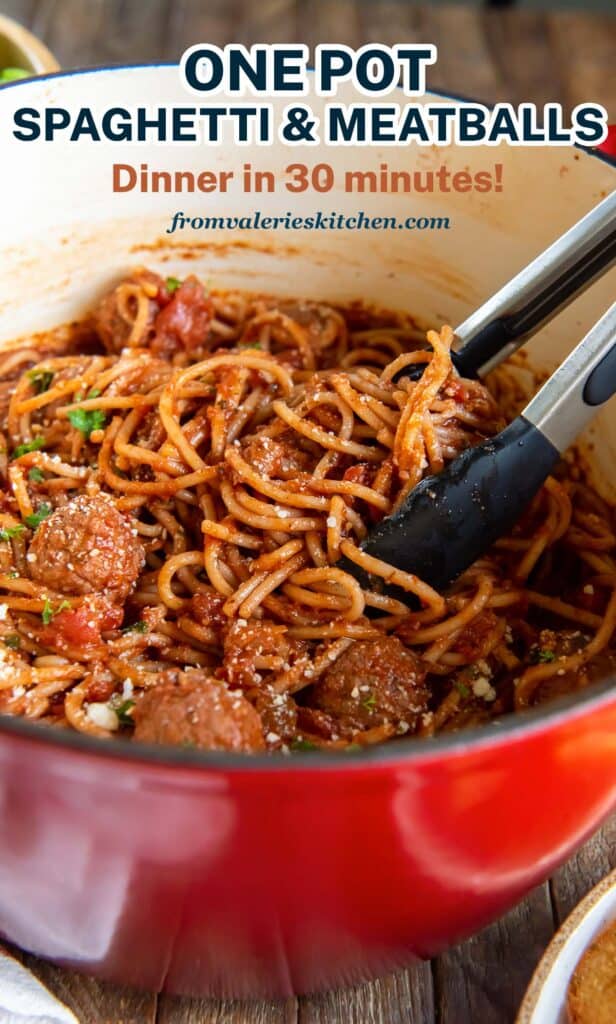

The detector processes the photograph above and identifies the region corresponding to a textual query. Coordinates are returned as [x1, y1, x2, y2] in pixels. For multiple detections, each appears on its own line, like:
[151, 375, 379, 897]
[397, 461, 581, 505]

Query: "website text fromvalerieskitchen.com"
[164, 210, 452, 233]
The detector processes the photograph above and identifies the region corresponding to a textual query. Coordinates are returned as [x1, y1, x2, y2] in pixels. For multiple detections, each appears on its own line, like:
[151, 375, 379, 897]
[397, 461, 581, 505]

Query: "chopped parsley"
[67, 407, 107, 438]
[290, 738, 317, 752]
[28, 467, 45, 483]
[454, 680, 471, 698]
[115, 699, 135, 726]
[27, 369, 54, 394]
[535, 648, 556, 663]
[239, 341, 262, 350]
[24, 503, 52, 530]
[362, 694, 377, 711]
[166, 276, 182, 293]
[121, 619, 148, 634]
[0, 524, 25, 542]
[41, 598, 71, 626]
[3, 635, 20, 650]
[12, 436, 45, 459]
[87, 388, 101, 399]
[7, 571, 19, 579]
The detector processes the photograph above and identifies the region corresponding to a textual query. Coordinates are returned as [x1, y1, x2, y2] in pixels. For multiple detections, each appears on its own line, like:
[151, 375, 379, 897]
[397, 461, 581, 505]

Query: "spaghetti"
[0, 266, 613, 753]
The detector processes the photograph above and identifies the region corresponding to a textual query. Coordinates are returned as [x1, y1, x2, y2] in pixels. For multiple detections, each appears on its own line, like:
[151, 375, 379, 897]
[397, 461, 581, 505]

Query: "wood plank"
[414, 6, 503, 105]
[482, 10, 566, 110]
[156, 994, 297, 1024]
[29, 0, 108, 69]
[17, 948, 158, 1024]
[352, 0, 422, 46]
[547, 12, 616, 114]
[299, 966, 434, 1024]
[233, 0, 298, 48]
[35, 0, 172, 68]
[550, 816, 616, 926]
[357, 3, 504, 105]
[0, 0, 38, 26]
[297, 0, 362, 49]
[433, 884, 555, 1024]
[164, 0, 239, 57]
[96, 0, 173, 66]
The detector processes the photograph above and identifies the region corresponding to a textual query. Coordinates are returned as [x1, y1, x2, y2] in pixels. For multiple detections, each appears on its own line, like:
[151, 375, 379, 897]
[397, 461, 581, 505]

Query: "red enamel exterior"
[0, 687, 614, 997]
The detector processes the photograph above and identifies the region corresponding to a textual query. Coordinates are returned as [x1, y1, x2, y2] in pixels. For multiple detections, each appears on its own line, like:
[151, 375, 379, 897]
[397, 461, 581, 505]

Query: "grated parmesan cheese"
[87, 702, 119, 731]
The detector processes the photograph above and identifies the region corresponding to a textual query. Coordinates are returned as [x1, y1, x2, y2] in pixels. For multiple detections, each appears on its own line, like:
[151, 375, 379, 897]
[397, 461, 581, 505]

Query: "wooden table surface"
[2, 1, 615, 1021]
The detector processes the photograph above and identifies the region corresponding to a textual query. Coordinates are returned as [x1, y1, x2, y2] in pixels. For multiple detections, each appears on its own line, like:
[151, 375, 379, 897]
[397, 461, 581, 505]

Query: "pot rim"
[0, 62, 614, 773]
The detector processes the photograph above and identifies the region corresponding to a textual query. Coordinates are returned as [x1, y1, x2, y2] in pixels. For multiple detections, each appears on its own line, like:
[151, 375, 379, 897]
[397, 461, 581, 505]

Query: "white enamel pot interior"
[0, 67, 614, 497]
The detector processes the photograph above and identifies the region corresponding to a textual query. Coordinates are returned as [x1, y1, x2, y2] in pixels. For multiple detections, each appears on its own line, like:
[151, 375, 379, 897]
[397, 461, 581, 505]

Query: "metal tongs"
[340, 191, 616, 596]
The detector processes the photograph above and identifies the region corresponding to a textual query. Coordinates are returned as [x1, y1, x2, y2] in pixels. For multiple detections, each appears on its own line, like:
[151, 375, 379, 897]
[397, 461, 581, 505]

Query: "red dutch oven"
[0, 65, 614, 996]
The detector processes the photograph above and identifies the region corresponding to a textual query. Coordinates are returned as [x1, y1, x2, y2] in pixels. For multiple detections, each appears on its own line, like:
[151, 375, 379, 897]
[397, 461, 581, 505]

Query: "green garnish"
[41, 598, 70, 626]
[0, 524, 25, 542]
[115, 699, 135, 726]
[12, 436, 45, 459]
[239, 341, 262, 350]
[24, 503, 52, 530]
[166, 276, 182, 293]
[121, 620, 148, 634]
[7, 571, 19, 578]
[3, 635, 20, 649]
[0, 68, 29, 83]
[27, 369, 54, 394]
[28, 467, 45, 483]
[454, 680, 471, 697]
[536, 648, 556, 663]
[67, 407, 107, 438]
[290, 738, 317, 752]
[87, 388, 101, 399]
[362, 694, 377, 710]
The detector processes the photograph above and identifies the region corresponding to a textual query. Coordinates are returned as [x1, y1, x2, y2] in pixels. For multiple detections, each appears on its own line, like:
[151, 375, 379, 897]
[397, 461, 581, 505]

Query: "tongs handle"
[523, 300, 616, 453]
[452, 190, 616, 378]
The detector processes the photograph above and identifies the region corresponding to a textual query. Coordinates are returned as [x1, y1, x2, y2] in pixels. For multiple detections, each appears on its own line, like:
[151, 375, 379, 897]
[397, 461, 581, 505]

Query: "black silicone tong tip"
[339, 418, 560, 597]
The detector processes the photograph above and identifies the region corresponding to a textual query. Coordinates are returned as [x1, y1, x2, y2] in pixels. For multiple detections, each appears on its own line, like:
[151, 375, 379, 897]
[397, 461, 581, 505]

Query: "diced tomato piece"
[40, 598, 122, 653]
[153, 276, 214, 356]
[342, 463, 372, 486]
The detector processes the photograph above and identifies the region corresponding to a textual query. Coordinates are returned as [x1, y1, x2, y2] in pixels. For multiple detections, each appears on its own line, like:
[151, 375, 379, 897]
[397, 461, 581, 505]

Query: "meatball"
[221, 619, 292, 689]
[28, 493, 144, 601]
[241, 432, 310, 479]
[133, 670, 266, 752]
[530, 629, 616, 705]
[253, 687, 298, 746]
[308, 637, 429, 735]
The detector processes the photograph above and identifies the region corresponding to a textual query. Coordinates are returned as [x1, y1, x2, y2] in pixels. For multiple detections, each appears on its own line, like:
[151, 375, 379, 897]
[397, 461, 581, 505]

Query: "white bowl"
[517, 869, 616, 1024]
[0, 15, 58, 76]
